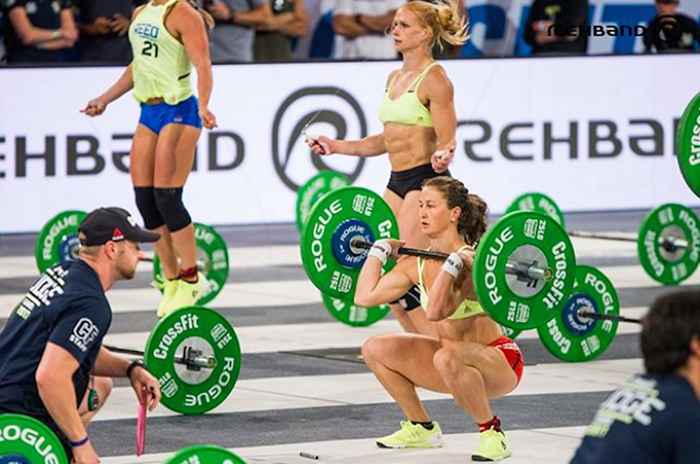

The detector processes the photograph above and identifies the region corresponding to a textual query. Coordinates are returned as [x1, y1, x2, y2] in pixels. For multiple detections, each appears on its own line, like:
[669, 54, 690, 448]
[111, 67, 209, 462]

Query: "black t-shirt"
[571, 374, 700, 464]
[75, 0, 133, 63]
[523, 0, 589, 55]
[644, 13, 700, 53]
[0, 260, 112, 424]
[2, 0, 73, 62]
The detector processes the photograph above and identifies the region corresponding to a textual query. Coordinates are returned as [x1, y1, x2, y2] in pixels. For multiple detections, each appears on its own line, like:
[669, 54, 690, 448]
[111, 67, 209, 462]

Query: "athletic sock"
[410, 421, 434, 431]
[478, 416, 502, 433]
[179, 266, 198, 283]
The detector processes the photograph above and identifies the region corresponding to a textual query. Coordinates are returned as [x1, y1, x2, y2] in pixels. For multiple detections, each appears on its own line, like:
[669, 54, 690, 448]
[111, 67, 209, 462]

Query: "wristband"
[368, 240, 392, 266]
[51, 30, 61, 40]
[127, 360, 145, 380]
[69, 436, 89, 448]
[442, 252, 463, 278]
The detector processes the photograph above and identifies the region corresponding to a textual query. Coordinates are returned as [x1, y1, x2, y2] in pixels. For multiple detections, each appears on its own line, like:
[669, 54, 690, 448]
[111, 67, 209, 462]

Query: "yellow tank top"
[417, 245, 485, 320]
[129, 0, 193, 104]
[378, 62, 437, 128]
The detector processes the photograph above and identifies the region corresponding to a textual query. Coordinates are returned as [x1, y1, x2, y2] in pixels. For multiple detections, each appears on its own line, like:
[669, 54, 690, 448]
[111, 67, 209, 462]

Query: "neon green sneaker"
[157, 274, 203, 318]
[155, 278, 179, 318]
[472, 427, 512, 462]
[376, 421, 443, 449]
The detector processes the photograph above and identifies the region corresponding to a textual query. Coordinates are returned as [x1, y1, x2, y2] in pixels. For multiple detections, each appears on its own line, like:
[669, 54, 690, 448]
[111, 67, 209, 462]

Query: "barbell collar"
[504, 261, 551, 282]
[660, 236, 688, 252]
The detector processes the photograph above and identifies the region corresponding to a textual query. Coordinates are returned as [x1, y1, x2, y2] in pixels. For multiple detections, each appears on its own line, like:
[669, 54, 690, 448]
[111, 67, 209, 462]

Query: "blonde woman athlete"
[308, 0, 469, 334]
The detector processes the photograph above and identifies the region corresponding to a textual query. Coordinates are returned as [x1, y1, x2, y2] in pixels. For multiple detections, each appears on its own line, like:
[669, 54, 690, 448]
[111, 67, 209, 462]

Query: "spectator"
[75, 0, 133, 64]
[644, 0, 700, 53]
[2, 0, 78, 63]
[205, 0, 272, 63]
[570, 289, 700, 464]
[332, 0, 403, 59]
[254, 0, 308, 61]
[523, 0, 588, 56]
[0, 9, 6, 62]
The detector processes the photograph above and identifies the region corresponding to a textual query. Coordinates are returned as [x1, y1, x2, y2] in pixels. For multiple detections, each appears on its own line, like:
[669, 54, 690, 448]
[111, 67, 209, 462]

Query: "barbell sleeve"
[577, 310, 642, 324]
[104, 344, 217, 369]
[350, 238, 550, 282]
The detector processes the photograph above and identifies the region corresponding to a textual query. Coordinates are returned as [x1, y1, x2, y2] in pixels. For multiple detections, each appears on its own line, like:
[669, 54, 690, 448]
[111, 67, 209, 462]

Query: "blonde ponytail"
[405, 0, 470, 51]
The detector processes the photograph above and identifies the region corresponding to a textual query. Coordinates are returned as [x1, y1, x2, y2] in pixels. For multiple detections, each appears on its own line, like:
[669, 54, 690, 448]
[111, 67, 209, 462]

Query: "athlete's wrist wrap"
[442, 252, 463, 278]
[368, 239, 392, 266]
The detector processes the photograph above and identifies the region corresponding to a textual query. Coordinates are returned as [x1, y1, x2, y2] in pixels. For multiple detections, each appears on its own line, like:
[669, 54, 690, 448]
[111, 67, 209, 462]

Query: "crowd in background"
[0, 0, 698, 65]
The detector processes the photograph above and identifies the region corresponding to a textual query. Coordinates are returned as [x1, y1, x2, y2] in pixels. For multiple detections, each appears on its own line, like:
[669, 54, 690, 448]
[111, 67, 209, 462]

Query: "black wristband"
[69, 436, 89, 448]
[126, 360, 145, 380]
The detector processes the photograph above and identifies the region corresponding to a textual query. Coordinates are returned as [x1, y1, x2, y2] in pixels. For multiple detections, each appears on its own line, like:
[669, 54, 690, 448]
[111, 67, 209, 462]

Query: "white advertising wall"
[0, 54, 698, 233]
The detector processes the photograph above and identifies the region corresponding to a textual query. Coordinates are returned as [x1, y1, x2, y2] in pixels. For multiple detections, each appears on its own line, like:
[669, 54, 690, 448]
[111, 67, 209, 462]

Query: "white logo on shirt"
[69, 318, 100, 352]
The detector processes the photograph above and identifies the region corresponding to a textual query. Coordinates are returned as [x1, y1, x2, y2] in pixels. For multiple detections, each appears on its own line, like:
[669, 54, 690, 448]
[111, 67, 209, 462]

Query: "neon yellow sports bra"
[417, 245, 485, 320]
[378, 62, 438, 128]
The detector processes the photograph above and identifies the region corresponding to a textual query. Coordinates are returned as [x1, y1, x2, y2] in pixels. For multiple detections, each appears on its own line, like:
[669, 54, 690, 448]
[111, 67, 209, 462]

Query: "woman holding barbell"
[355, 177, 523, 462]
[307, 0, 467, 334]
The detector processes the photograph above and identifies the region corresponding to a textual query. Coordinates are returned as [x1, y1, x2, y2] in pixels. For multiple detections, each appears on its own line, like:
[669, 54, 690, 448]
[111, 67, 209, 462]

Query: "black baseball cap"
[79, 207, 160, 246]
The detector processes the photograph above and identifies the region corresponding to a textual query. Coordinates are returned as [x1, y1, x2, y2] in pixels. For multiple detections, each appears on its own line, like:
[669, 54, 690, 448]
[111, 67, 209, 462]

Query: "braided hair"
[422, 176, 487, 246]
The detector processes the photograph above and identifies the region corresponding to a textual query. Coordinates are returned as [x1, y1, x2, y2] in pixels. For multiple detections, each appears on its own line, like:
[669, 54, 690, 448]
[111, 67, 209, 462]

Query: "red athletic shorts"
[488, 336, 524, 385]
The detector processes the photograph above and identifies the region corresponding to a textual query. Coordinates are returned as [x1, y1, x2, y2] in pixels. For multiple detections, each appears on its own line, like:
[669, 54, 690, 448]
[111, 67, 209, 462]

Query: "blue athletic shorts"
[138, 95, 202, 134]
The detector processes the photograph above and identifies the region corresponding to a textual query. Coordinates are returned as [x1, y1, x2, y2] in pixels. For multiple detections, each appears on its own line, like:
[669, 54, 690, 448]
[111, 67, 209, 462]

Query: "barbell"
[33, 211, 230, 305]
[295, 173, 392, 328]
[677, 91, 700, 200]
[105, 305, 242, 415]
[505, 192, 700, 286]
[298, 185, 654, 362]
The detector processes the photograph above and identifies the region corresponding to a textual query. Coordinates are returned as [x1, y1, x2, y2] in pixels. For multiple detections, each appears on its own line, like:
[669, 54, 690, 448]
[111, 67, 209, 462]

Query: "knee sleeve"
[154, 187, 192, 232]
[134, 187, 165, 230]
[390, 284, 422, 311]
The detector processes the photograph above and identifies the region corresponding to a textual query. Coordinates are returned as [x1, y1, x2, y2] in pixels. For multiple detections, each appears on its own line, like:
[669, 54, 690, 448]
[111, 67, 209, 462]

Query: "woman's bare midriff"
[434, 314, 503, 346]
[384, 123, 437, 171]
[419, 258, 504, 345]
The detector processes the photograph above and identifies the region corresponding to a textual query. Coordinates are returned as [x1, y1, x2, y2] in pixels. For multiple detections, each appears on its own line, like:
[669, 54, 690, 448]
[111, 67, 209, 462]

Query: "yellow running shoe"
[472, 427, 512, 462]
[157, 274, 203, 318]
[376, 421, 443, 449]
[156, 278, 179, 318]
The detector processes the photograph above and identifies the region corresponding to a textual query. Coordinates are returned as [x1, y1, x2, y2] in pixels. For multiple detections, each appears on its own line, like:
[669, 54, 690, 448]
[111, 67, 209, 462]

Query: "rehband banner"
[0, 54, 697, 233]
